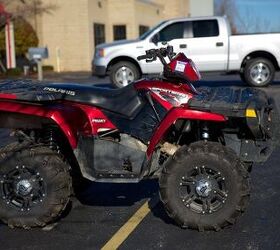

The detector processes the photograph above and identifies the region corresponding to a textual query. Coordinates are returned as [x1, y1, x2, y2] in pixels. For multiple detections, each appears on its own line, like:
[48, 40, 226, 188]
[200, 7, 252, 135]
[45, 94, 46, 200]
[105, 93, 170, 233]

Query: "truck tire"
[109, 61, 140, 88]
[159, 141, 250, 231]
[243, 58, 275, 87]
[0, 144, 71, 229]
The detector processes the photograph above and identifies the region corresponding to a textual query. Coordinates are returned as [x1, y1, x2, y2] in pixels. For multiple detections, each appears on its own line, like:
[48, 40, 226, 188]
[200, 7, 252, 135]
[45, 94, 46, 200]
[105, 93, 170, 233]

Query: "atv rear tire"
[159, 141, 250, 231]
[0, 144, 71, 229]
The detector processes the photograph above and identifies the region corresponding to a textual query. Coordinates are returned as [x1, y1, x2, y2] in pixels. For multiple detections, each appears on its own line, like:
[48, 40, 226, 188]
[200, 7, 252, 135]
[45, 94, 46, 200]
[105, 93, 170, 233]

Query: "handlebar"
[137, 46, 176, 65]
[137, 54, 153, 61]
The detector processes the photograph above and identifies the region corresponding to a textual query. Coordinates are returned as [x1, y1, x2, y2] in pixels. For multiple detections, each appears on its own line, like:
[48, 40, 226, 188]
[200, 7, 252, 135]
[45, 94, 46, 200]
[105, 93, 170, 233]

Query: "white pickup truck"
[92, 16, 280, 88]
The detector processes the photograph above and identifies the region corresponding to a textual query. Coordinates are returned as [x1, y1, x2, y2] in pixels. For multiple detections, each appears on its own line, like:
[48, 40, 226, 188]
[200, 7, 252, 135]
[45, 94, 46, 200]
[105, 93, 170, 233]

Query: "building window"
[94, 23, 105, 47]
[113, 25, 126, 41]
[192, 20, 219, 38]
[139, 25, 149, 36]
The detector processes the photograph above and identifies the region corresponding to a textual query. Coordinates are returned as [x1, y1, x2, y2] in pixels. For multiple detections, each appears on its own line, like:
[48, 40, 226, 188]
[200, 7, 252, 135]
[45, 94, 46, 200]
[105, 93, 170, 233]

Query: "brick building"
[26, 0, 212, 72]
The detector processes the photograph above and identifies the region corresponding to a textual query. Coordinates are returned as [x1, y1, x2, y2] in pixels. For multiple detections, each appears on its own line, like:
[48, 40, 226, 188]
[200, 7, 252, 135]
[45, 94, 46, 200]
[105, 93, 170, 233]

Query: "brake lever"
[146, 55, 157, 63]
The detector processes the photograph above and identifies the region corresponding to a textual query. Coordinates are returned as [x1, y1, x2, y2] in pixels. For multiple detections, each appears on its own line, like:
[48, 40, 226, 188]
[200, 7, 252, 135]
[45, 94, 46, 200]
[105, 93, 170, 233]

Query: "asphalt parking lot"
[1, 72, 280, 250]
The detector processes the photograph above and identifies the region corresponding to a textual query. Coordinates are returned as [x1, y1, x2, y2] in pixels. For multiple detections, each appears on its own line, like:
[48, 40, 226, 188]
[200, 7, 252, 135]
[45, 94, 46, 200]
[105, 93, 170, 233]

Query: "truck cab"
[93, 16, 280, 88]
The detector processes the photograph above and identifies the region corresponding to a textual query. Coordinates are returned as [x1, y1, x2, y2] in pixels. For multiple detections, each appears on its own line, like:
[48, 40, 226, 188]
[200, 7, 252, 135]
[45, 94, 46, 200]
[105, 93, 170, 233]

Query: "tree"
[0, 0, 56, 70]
[0, 0, 56, 29]
[215, 0, 271, 34]
[0, 17, 38, 56]
[215, 0, 238, 34]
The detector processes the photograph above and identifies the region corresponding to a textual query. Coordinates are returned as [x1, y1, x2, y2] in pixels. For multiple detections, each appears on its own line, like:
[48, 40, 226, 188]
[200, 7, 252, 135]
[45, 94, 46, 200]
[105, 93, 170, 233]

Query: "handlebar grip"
[137, 55, 149, 61]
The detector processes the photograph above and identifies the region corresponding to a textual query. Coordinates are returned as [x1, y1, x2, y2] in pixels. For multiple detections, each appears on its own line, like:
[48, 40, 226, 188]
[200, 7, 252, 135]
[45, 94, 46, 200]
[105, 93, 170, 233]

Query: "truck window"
[192, 20, 219, 38]
[158, 22, 184, 42]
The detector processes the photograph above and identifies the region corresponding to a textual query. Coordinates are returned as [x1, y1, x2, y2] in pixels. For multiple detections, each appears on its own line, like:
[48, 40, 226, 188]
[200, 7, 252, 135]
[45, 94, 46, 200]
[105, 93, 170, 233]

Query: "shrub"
[42, 65, 54, 71]
[6, 67, 22, 77]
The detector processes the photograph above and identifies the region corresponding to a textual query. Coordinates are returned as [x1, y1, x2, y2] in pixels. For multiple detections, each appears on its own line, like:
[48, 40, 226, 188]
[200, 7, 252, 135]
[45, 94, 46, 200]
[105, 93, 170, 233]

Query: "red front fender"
[147, 107, 226, 158]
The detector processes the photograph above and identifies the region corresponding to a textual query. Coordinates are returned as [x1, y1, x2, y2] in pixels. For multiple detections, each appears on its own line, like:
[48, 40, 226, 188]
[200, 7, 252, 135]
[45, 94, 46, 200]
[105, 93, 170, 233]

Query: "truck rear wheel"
[159, 141, 250, 231]
[109, 61, 140, 88]
[0, 144, 71, 229]
[243, 58, 275, 87]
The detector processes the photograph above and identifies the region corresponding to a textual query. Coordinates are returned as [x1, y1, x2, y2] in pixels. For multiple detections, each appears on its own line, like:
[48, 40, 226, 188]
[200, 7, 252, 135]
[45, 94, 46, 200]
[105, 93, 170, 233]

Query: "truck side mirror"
[151, 33, 159, 45]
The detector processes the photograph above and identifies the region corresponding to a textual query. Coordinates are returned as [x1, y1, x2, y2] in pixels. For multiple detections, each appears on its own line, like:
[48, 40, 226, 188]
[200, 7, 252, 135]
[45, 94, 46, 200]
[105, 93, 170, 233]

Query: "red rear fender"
[0, 101, 92, 148]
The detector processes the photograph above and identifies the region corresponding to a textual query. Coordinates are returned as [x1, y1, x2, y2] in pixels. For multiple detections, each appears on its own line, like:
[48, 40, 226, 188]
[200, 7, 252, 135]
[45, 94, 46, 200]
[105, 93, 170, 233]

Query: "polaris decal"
[43, 87, 76, 96]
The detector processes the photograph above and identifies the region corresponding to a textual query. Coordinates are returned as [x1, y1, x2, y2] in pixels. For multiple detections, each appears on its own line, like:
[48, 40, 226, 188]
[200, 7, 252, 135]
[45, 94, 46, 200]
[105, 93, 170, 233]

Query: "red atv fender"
[147, 106, 226, 158]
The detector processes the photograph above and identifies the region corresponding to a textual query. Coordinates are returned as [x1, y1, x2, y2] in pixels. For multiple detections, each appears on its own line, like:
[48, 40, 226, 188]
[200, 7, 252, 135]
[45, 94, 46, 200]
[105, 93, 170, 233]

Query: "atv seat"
[59, 83, 144, 117]
[0, 80, 144, 118]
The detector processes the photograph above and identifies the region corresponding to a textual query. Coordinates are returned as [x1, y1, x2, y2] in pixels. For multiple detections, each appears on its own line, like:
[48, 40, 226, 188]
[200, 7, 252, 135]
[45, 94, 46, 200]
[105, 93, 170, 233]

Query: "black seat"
[0, 80, 144, 118]
[46, 83, 144, 118]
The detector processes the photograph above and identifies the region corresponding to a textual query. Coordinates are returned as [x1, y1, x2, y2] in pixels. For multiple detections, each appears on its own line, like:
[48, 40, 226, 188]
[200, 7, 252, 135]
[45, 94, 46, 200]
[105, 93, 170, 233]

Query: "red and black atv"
[0, 46, 279, 231]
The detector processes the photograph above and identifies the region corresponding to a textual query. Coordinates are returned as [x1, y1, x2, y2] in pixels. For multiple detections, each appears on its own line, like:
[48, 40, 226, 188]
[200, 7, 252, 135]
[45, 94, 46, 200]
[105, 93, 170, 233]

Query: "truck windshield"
[139, 21, 168, 40]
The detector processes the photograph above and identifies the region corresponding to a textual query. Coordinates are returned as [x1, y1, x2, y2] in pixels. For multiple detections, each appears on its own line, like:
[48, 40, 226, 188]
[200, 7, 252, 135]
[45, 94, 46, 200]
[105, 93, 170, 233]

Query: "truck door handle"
[216, 42, 224, 47]
[179, 44, 187, 49]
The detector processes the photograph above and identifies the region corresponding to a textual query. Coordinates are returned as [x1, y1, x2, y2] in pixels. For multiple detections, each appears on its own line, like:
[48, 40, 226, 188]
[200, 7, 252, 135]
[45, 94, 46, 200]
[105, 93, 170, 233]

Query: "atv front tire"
[159, 141, 250, 231]
[0, 144, 71, 229]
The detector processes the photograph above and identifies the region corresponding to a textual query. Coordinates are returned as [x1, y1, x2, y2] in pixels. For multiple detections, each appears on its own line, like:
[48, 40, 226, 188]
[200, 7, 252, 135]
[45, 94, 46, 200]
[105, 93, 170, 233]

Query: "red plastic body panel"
[135, 79, 194, 110]
[0, 100, 116, 148]
[146, 106, 226, 158]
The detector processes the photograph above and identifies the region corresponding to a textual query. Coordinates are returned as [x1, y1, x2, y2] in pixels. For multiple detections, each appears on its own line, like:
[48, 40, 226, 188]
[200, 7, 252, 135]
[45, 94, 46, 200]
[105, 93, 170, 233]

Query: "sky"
[215, 0, 280, 34]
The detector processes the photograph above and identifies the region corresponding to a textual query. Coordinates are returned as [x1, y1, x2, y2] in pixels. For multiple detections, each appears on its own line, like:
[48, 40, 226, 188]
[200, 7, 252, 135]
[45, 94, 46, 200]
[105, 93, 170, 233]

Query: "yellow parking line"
[101, 198, 158, 250]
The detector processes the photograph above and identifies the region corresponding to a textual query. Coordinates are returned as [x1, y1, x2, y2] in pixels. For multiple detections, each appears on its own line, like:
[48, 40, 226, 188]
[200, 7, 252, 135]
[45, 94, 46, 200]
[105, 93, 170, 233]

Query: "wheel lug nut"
[182, 176, 185, 180]
[186, 204, 190, 207]
[16, 166, 19, 169]
[202, 211, 205, 214]
[222, 177, 225, 180]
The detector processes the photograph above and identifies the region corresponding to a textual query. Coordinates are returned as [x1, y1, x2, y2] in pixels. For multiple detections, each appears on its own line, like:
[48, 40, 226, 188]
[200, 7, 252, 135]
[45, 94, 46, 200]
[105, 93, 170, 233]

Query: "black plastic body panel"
[74, 136, 147, 183]
[188, 87, 269, 117]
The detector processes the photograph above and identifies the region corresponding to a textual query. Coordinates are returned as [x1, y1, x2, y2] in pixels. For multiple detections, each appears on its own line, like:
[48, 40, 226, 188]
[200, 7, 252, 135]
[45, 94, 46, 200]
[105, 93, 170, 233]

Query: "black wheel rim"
[179, 165, 228, 215]
[0, 165, 46, 211]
